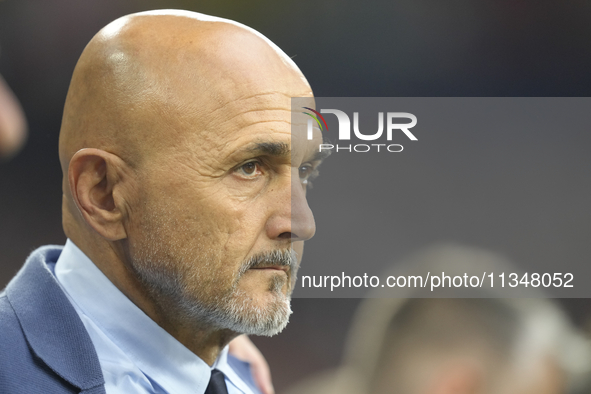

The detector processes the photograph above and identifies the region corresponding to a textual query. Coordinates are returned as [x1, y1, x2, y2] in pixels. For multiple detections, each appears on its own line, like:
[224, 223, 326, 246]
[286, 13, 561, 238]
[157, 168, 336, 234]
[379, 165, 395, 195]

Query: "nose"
[266, 169, 316, 242]
[289, 173, 316, 241]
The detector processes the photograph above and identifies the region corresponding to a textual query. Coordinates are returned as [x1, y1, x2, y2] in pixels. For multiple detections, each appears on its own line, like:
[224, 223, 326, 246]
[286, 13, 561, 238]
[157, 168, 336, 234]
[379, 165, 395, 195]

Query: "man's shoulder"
[0, 245, 63, 343]
[0, 291, 24, 345]
[0, 292, 32, 390]
[0, 246, 105, 394]
[0, 290, 81, 393]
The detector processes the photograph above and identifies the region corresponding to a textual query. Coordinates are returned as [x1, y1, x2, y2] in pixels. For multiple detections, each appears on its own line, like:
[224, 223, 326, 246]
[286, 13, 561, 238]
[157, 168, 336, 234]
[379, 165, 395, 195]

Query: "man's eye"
[238, 161, 261, 177]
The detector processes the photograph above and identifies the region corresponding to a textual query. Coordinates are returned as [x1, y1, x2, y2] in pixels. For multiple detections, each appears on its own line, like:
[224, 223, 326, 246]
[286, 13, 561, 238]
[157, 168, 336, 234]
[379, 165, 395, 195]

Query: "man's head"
[59, 10, 323, 341]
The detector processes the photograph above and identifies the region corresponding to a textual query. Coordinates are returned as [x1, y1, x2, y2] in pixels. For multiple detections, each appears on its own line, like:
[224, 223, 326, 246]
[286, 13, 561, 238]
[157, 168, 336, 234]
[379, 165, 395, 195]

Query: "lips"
[250, 265, 289, 273]
[241, 250, 296, 276]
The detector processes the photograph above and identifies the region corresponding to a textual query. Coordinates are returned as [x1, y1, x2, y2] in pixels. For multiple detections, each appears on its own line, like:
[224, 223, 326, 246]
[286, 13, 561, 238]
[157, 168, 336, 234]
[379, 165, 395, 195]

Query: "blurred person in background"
[0, 72, 27, 159]
[286, 245, 591, 394]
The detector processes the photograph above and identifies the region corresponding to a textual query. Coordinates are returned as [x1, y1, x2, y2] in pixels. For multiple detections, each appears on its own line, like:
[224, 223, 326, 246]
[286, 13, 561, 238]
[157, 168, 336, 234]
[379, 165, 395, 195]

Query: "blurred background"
[2, 1, 591, 392]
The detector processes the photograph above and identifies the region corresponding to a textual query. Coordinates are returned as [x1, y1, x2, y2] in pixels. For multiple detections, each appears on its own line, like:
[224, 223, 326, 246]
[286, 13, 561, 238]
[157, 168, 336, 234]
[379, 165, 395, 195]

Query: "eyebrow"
[242, 141, 331, 163]
[246, 142, 291, 157]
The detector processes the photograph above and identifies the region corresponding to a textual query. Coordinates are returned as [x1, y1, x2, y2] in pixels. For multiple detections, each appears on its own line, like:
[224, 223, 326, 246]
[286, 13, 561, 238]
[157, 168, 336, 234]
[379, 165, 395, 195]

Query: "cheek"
[136, 170, 272, 264]
[214, 198, 271, 250]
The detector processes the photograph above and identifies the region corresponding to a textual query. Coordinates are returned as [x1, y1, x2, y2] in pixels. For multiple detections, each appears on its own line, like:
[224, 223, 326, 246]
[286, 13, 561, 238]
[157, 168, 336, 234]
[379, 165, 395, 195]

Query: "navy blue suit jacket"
[0, 246, 260, 394]
[0, 246, 105, 393]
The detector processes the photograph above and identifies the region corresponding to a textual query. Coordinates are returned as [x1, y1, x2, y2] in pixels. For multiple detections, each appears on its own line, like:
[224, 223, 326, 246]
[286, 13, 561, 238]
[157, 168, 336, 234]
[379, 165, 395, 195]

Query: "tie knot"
[205, 369, 228, 394]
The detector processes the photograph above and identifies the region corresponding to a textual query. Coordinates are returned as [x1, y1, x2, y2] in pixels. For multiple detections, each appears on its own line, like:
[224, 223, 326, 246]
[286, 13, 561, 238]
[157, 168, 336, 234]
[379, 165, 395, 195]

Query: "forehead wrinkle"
[200, 115, 294, 148]
[202, 92, 297, 126]
[210, 111, 293, 140]
[232, 119, 293, 132]
[223, 108, 292, 125]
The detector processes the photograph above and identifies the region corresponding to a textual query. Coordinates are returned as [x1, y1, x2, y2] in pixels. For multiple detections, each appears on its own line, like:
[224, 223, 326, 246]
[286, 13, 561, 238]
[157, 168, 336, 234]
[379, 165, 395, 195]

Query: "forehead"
[209, 91, 294, 128]
[131, 26, 314, 165]
[198, 91, 295, 152]
[154, 90, 319, 170]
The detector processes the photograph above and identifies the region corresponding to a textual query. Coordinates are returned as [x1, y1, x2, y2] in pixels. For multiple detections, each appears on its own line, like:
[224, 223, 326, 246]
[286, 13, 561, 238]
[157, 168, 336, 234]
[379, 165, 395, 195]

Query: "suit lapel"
[6, 246, 105, 392]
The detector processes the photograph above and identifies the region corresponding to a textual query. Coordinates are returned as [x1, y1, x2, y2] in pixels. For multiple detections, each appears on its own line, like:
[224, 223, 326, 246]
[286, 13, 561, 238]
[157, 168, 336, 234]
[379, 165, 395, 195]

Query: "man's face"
[125, 89, 323, 336]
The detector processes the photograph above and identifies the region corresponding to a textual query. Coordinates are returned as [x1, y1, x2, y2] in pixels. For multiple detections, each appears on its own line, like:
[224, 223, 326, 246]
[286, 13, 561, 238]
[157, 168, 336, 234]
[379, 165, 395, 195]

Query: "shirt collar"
[55, 239, 249, 393]
[214, 347, 259, 394]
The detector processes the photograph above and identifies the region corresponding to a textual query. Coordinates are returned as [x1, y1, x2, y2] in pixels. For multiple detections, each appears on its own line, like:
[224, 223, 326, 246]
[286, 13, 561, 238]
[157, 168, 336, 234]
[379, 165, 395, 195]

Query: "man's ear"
[68, 148, 129, 241]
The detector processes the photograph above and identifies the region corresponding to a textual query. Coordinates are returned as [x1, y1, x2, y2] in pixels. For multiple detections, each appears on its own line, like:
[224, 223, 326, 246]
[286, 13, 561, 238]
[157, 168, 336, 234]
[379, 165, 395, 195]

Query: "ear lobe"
[68, 148, 128, 241]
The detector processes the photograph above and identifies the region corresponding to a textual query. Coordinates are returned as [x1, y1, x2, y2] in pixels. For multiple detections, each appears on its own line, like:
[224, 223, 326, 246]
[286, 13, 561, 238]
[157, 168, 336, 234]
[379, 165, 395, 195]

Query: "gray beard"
[130, 248, 299, 337]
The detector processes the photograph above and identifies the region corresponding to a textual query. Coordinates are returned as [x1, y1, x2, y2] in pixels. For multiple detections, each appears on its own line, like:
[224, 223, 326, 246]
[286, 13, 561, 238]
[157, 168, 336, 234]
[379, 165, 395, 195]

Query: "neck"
[67, 228, 237, 366]
[136, 283, 240, 365]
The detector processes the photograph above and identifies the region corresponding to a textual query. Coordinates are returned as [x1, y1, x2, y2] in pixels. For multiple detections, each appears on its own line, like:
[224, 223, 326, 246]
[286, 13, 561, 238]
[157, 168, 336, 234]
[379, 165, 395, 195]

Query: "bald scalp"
[59, 9, 312, 242]
[55, 11, 317, 361]
[59, 10, 309, 173]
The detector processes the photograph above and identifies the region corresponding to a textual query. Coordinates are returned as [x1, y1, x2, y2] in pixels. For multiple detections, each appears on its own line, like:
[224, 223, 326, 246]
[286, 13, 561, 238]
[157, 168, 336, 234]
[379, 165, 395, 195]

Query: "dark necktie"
[205, 369, 229, 394]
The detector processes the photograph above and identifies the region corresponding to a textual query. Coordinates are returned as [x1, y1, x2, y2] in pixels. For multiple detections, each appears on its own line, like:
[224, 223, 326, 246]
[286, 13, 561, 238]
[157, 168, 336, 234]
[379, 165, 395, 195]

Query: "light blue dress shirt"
[54, 239, 257, 394]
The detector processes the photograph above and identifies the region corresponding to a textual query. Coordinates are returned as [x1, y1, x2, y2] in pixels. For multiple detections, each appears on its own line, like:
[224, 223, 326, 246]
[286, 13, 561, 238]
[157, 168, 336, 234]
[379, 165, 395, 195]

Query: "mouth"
[240, 249, 296, 278]
[250, 265, 289, 273]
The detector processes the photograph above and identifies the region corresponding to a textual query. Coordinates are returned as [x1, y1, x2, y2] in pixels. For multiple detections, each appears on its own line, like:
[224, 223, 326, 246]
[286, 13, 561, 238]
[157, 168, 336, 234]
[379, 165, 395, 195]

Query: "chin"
[220, 287, 293, 337]
[177, 276, 294, 337]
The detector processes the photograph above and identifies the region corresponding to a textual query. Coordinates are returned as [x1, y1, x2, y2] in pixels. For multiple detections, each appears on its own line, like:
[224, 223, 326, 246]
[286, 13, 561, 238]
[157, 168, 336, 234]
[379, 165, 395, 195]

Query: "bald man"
[0, 10, 324, 394]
